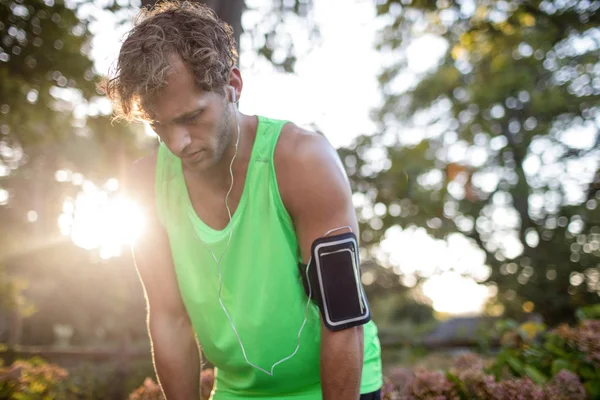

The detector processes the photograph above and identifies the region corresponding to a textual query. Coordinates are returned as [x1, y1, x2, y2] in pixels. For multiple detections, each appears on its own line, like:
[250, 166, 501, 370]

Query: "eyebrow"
[152, 106, 204, 125]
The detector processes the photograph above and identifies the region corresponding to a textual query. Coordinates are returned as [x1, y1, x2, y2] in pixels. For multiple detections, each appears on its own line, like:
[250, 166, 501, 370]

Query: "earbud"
[230, 86, 236, 103]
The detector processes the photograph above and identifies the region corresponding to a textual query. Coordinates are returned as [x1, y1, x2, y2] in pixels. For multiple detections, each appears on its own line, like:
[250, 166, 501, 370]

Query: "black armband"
[299, 232, 371, 331]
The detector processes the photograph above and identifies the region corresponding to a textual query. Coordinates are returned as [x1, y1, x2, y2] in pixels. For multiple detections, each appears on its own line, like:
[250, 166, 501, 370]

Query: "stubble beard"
[214, 102, 236, 165]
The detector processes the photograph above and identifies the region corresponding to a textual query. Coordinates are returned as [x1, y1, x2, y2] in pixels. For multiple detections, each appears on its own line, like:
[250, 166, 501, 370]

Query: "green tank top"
[155, 116, 382, 399]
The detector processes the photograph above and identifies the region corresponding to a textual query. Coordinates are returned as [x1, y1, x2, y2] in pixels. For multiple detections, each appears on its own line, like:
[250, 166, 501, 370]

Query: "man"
[102, 2, 382, 399]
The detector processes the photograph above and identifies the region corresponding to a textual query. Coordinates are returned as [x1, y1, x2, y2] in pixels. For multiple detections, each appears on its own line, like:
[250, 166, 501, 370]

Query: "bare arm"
[277, 128, 363, 400]
[128, 155, 200, 400]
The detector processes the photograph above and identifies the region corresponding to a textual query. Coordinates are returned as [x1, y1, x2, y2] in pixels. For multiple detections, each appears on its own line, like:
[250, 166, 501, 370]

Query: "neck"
[193, 110, 248, 191]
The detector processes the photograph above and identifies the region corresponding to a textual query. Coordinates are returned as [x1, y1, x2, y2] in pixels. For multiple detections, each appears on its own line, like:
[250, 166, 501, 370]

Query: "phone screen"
[318, 248, 364, 323]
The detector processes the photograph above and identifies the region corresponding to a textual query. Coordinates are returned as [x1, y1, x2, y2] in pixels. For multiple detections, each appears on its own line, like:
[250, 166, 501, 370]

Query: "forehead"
[143, 56, 210, 120]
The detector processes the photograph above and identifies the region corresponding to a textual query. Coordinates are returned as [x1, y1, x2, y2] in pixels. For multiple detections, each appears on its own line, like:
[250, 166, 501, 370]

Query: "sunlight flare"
[58, 179, 145, 259]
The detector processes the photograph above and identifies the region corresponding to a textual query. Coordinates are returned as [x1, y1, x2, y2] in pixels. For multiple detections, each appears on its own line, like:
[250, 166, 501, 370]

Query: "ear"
[227, 67, 243, 103]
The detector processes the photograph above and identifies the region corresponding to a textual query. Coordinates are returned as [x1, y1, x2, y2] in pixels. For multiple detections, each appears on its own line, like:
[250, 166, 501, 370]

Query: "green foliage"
[0, 357, 77, 399]
[358, 0, 600, 325]
[577, 304, 600, 321]
[489, 315, 600, 398]
[382, 308, 599, 399]
[0, 263, 35, 316]
[0, 0, 144, 187]
[0, 0, 92, 145]
[0, 357, 157, 399]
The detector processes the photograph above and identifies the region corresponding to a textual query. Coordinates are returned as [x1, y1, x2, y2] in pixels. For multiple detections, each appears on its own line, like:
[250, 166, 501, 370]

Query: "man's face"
[145, 56, 233, 172]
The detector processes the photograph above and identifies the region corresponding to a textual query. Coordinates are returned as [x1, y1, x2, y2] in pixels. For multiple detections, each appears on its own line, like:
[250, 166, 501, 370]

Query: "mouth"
[183, 149, 204, 163]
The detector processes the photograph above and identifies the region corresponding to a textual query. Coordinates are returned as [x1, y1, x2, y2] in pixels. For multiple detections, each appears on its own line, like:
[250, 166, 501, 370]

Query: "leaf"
[544, 342, 571, 359]
[576, 304, 600, 321]
[584, 381, 600, 399]
[524, 365, 548, 385]
[580, 365, 597, 380]
[551, 359, 575, 376]
[496, 319, 519, 332]
[446, 371, 469, 400]
[507, 356, 525, 376]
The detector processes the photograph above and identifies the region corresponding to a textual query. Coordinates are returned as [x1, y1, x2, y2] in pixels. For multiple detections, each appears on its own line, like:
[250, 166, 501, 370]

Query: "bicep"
[278, 132, 365, 356]
[281, 133, 359, 264]
[284, 136, 364, 347]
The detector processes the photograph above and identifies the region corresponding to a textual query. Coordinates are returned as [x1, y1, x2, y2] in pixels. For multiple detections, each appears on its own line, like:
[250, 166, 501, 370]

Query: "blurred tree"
[0, 0, 148, 346]
[0, 0, 145, 246]
[139, 0, 316, 73]
[347, 0, 600, 325]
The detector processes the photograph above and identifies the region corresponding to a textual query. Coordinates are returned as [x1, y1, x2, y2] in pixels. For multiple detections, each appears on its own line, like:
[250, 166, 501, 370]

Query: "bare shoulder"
[275, 123, 344, 177]
[274, 123, 351, 218]
[275, 123, 342, 186]
[275, 122, 331, 158]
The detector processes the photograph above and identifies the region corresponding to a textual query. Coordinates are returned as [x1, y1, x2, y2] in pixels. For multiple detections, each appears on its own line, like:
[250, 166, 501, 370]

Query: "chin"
[183, 155, 215, 172]
[183, 159, 207, 172]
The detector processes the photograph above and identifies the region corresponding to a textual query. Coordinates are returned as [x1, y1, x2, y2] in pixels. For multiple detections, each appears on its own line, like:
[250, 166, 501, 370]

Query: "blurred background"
[0, 0, 599, 398]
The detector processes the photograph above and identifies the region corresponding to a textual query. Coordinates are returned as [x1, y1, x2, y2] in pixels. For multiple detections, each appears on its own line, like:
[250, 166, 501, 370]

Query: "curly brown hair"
[100, 1, 238, 122]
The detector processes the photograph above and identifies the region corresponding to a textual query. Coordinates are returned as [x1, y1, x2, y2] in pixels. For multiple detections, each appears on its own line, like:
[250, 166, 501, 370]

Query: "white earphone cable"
[189, 100, 352, 376]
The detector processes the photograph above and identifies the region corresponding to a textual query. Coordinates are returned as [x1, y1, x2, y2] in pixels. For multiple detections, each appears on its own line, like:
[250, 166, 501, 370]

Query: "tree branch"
[500, 123, 536, 250]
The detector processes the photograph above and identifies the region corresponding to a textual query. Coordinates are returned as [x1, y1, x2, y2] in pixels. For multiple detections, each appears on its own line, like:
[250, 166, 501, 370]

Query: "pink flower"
[544, 370, 586, 400]
[555, 320, 600, 368]
[403, 369, 459, 400]
[388, 367, 415, 390]
[453, 352, 485, 372]
[490, 377, 545, 400]
[458, 368, 497, 399]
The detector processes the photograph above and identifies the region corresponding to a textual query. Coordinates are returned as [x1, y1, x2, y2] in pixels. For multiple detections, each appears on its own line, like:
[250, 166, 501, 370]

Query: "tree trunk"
[139, 0, 244, 56]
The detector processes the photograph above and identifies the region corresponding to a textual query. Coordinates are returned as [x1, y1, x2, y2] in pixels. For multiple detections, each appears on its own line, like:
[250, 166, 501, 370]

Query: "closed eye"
[180, 110, 202, 124]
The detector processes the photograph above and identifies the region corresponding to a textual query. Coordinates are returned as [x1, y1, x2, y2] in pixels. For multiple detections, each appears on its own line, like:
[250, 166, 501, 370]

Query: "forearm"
[320, 325, 364, 400]
[149, 315, 200, 400]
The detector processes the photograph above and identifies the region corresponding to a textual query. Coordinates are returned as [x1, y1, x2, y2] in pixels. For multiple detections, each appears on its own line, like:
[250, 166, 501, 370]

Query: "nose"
[166, 125, 192, 157]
